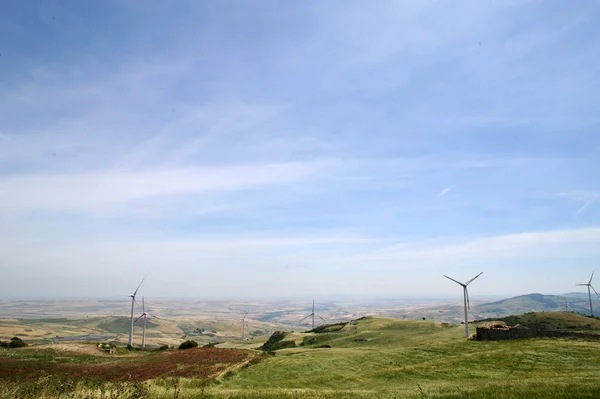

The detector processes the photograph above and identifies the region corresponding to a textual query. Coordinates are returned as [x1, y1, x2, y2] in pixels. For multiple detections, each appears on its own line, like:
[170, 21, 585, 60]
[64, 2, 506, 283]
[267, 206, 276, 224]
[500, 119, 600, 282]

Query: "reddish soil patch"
[0, 348, 253, 382]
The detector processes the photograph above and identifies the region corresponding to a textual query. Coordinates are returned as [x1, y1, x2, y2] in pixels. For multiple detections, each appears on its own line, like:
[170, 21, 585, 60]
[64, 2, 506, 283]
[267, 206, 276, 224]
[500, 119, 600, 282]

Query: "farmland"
[0, 345, 253, 382]
[1, 313, 600, 398]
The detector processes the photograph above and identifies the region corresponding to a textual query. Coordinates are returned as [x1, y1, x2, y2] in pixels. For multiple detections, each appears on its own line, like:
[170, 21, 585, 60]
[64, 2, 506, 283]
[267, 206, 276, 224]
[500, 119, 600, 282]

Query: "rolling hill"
[475, 293, 598, 317]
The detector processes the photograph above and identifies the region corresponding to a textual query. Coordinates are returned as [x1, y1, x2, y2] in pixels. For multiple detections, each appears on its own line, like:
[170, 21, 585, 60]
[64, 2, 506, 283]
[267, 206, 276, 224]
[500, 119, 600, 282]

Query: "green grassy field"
[2, 314, 600, 398]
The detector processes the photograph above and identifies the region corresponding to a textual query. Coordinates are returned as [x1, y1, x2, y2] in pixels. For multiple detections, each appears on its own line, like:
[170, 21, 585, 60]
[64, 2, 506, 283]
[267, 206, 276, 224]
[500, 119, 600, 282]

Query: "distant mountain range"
[474, 293, 599, 318]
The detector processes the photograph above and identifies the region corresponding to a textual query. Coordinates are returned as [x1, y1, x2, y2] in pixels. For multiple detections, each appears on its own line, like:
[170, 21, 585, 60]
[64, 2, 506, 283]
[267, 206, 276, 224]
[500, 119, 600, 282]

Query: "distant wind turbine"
[443, 272, 483, 338]
[128, 276, 146, 346]
[241, 311, 249, 342]
[576, 271, 600, 317]
[135, 297, 160, 348]
[300, 299, 326, 330]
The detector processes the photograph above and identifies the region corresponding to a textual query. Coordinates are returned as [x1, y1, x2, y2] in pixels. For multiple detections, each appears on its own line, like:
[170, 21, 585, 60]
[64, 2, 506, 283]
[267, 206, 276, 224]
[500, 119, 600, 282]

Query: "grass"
[213, 316, 600, 398]
[2, 315, 600, 398]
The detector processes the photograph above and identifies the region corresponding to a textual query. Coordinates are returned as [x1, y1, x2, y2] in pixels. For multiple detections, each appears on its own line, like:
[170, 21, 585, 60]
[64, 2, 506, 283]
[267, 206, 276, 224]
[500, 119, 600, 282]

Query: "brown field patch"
[0, 348, 253, 382]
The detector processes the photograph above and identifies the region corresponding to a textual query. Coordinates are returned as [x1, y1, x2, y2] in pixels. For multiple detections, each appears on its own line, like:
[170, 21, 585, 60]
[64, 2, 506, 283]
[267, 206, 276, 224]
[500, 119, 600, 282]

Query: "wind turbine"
[128, 276, 146, 346]
[443, 272, 483, 338]
[134, 297, 160, 348]
[576, 271, 600, 317]
[241, 311, 249, 342]
[300, 299, 326, 330]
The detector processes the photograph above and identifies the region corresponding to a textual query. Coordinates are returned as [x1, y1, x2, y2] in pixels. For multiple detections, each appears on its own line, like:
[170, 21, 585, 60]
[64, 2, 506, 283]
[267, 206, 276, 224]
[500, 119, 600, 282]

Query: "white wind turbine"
[300, 299, 326, 330]
[241, 311, 249, 342]
[135, 297, 160, 348]
[443, 272, 483, 338]
[128, 276, 146, 346]
[576, 271, 600, 317]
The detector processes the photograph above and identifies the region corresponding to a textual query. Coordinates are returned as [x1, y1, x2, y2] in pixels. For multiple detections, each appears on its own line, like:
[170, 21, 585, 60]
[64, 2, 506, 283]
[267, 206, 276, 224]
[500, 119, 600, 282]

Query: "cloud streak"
[438, 186, 455, 197]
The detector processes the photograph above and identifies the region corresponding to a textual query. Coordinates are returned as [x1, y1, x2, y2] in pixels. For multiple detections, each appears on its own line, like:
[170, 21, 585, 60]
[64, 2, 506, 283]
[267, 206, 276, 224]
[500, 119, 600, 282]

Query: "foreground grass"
[2, 316, 600, 398]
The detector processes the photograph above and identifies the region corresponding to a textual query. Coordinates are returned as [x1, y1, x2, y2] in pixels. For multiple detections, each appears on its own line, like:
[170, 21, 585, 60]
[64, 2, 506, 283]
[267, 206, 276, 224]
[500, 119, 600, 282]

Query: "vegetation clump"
[0, 337, 27, 348]
[259, 331, 296, 351]
[178, 340, 198, 349]
[308, 322, 348, 333]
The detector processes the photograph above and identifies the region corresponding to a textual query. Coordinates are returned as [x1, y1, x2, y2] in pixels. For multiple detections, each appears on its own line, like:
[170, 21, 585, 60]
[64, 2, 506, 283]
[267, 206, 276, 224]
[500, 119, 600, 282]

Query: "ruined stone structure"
[476, 323, 600, 341]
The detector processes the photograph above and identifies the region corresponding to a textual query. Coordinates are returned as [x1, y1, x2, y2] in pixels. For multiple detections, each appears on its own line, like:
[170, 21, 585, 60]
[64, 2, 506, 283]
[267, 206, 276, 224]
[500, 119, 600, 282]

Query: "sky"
[1, 0, 599, 300]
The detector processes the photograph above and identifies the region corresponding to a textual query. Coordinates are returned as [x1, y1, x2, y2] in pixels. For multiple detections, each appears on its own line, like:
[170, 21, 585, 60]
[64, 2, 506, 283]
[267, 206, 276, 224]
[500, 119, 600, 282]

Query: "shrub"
[158, 344, 169, 351]
[259, 331, 296, 351]
[126, 344, 134, 351]
[301, 336, 318, 346]
[4, 337, 27, 348]
[178, 340, 198, 349]
[202, 342, 217, 348]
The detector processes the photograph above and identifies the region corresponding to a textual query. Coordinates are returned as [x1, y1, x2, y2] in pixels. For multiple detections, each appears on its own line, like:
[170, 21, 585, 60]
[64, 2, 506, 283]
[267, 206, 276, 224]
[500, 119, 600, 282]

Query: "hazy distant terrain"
[2, 294, 598, 346]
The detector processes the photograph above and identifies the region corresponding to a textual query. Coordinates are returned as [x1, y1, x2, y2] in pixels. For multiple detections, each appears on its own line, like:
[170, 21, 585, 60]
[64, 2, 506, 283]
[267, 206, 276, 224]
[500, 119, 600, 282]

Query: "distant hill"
[475, 293, 598, 318]
[97, 316, 160, 334]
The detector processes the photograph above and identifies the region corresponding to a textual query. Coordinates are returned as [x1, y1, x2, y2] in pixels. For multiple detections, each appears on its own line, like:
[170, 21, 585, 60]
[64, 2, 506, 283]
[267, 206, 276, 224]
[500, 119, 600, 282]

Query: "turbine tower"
[241, 311, 249, 342]
[135, 297, 160, 348]
[443, 272, 483, 338]
[300, 299, 326, 330]
[128, 276, 146, 346]
[576, 271, 600, 317]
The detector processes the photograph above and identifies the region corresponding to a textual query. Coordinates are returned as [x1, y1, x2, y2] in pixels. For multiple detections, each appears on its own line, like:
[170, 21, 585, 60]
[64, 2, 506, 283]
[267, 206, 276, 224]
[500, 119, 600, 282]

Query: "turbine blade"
[590, 271, 595, 285]
[576, 284, 589, 286]
[591, 285, 600, 300]
[132, 276, 146, 297]
[142, 297, 145, 313]
[465, 272, 483, 286]
[466, 287, 471, 311]
[317, 315, 327, 322]
[134, 316, 142, 323]
[443, 275, 465, 286]
[300, 314, 313, 322]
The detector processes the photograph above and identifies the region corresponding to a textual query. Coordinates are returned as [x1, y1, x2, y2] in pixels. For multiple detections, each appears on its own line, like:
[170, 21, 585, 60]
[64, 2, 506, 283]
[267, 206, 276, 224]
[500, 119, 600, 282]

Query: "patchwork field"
[0, 315, 278, 347]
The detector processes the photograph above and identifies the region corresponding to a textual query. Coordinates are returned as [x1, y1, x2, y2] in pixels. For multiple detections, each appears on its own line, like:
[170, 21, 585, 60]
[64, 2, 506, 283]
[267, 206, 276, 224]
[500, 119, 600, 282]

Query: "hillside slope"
[214, 316, 600, 398]
[475, 293, 598, 317]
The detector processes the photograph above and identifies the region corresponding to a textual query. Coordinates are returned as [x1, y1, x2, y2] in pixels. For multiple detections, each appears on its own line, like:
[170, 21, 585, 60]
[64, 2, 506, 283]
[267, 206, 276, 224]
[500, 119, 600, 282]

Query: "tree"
[178, 340, 198, 349]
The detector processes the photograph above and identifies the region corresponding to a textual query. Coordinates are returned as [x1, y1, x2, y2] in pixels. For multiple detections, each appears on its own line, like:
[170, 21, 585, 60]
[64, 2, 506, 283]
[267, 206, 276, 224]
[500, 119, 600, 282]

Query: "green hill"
[97, 316, 160, 334]
[213, 316, 600, 398]
[475, 293, 597, 317]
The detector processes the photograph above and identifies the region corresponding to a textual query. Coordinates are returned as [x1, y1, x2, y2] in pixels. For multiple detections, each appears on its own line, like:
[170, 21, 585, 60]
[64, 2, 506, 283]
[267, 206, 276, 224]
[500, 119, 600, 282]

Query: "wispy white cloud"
[0, 161, 328, 213]
[353, 227, 600, 266]
[438, 186, 455, 197]
[576, 197, 597, 215]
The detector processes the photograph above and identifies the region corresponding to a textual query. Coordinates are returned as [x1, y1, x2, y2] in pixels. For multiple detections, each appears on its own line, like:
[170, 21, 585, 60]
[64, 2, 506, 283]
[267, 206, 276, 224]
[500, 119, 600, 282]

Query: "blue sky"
[1, 0, 599, 299]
